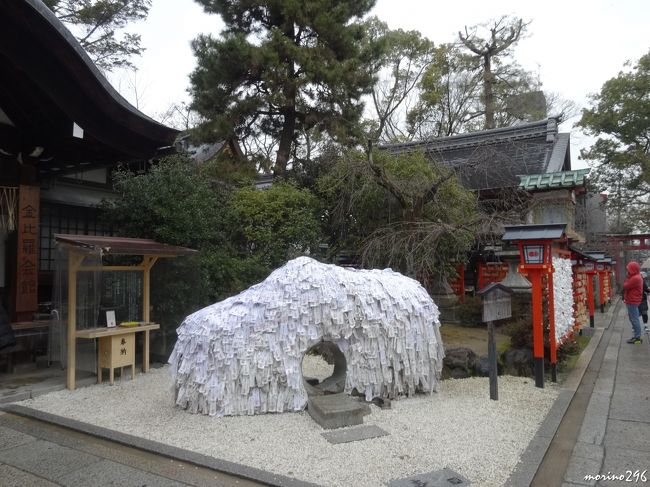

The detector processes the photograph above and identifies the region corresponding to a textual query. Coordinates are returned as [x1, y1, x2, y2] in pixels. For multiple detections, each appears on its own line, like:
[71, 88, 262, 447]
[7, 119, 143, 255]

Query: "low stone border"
[0, 404, 322, 487]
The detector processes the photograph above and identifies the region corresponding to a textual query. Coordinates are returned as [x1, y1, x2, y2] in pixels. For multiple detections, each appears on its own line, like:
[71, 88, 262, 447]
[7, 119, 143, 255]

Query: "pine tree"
[44, 0, 150, 71]
[189, 0, 379, 176]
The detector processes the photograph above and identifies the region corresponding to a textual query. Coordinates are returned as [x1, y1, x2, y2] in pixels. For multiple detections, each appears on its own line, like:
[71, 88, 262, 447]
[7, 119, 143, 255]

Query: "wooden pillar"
[66, 252, 84, 390]
[547, 269, 557, 382]
[141, 256, 157, 373]
[586, 273, 595, 327]
[487, 320, 498, 400]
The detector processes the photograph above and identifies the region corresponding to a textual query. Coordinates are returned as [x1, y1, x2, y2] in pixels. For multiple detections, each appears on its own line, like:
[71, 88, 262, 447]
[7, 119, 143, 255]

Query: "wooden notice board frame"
[54, 234, 197, 390]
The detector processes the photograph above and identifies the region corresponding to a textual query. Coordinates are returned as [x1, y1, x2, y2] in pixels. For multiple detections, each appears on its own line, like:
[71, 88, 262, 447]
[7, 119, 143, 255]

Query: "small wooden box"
[98, 333, 135, 385]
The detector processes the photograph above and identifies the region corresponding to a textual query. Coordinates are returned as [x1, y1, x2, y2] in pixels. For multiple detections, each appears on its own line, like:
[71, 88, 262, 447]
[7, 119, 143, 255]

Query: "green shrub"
[454, 296, 483, 327]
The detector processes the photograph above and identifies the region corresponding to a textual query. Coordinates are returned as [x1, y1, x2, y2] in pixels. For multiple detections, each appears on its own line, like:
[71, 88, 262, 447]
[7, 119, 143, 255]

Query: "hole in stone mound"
[301, 341, 346, 396]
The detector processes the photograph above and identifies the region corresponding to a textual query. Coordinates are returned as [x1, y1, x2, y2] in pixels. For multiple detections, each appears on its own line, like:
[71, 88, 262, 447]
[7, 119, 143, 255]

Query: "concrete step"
[307, 393, 370, 429]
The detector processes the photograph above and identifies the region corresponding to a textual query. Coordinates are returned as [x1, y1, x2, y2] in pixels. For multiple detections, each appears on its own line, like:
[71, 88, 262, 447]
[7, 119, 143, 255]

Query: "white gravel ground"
[19, 362, 559, 487]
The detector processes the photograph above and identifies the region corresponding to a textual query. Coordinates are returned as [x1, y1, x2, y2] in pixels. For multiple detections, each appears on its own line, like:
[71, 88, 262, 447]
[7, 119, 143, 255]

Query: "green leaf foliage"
[578, 49, 650, 230]
[317, 149, 479, 281]
[228, 182, 322, 269]
[189, 0, 379, 174]
[45, 0, 150, 70]
[101, 155, 228, 249]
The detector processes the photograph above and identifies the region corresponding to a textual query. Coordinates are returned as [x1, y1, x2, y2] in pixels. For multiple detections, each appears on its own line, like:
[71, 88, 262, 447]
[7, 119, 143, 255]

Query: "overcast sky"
[109, 0, 650, 169]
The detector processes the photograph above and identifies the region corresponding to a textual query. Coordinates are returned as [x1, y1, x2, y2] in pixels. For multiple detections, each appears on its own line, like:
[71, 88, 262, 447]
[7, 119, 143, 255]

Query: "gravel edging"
[5, 369, 559, 487]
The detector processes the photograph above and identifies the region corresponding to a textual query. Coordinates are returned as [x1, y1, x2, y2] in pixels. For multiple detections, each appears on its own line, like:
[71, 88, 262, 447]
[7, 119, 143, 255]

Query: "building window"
[39, 203, 112, 271]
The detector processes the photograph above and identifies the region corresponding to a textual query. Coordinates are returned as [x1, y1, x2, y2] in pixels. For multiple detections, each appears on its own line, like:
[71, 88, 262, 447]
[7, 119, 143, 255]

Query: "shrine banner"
[15, 185, 39, 313]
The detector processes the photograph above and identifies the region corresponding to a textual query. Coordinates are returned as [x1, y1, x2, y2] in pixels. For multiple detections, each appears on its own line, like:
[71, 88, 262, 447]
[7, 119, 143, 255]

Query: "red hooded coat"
[623, 261, 643, 305]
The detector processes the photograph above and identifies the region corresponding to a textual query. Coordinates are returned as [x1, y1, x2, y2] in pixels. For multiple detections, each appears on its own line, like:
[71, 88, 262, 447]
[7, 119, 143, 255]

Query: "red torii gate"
[602, 233, 650, 289]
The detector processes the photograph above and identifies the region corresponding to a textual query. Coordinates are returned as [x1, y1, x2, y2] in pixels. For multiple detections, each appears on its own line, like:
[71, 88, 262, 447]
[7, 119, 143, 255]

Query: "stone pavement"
[508, 299, 650, 486]
[562, 302, 650, 486]
[0, 411, 267, 487]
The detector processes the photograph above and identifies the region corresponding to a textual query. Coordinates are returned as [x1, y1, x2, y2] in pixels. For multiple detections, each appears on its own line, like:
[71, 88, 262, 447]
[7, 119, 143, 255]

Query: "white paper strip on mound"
[169, 256, 445, 417]
[552, 256, 574, 344]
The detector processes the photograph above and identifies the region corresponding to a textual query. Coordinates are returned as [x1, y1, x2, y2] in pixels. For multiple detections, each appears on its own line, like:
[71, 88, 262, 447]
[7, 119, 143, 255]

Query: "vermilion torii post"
[547, 261, 557, 383]
[597, 264, 607, 312]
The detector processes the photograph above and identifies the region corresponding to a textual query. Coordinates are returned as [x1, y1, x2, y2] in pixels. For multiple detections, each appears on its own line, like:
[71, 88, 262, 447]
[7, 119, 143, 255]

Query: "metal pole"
[488, 320, 498, 400]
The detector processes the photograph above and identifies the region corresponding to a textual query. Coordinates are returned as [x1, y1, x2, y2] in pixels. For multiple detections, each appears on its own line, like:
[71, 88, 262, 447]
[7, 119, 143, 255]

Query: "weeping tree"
[44, 0, 150, 71]
[189, 0, 381, 176]
[317, 147, 480, 282]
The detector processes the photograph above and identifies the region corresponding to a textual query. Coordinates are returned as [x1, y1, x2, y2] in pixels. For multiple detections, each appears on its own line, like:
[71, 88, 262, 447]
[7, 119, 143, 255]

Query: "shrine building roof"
[0, 0, 179, 178]
[380, 118, 572, 192]
[519, 168, 591, 191]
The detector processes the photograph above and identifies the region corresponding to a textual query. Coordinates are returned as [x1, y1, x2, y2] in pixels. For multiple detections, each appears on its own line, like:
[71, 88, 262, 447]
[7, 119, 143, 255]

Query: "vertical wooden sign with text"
[15, 185, 39, 315]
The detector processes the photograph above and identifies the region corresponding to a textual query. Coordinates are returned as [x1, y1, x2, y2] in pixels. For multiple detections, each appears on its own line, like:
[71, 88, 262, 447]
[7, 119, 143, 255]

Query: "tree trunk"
[273, 15, 296, 178]
[483, 54, 495, 130]
[275, 108, 296, 177]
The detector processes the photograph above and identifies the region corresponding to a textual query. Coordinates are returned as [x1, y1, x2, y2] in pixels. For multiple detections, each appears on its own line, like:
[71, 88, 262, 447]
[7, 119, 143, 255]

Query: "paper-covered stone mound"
[169, 256, 445, 416]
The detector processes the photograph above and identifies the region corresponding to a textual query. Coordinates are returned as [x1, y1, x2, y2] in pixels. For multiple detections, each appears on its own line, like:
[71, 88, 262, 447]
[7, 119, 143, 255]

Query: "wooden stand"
[75, 324, 160, 387]
[65, 252, 159, 390]
[98, 333, 135, 385]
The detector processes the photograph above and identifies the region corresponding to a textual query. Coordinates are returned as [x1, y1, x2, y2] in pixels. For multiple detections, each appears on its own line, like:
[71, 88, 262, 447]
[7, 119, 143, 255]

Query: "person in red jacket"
[623, 261, 643, 344]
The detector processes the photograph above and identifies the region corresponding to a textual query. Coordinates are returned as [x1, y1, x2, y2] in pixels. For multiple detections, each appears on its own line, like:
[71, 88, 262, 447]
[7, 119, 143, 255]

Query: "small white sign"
[106, 310, 116, 328]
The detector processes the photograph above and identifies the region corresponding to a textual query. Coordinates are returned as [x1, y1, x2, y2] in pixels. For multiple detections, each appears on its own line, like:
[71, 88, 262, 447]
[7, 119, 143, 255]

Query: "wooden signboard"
[477, 283, 513, 401]
[15, 185, 39, 314]
[480, 286, 513, 323]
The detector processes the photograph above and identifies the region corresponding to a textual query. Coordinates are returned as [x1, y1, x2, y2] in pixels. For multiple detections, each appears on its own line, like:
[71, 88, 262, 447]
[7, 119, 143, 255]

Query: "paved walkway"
[0, 411, 265, 487]
[507, 299, 650, 487]
[561, 303, 650, 486]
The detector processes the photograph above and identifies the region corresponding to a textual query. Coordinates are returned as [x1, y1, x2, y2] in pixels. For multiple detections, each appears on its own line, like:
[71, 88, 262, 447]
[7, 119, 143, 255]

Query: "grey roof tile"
[502, 223, 567, 241]
[380, 118, 571, 191]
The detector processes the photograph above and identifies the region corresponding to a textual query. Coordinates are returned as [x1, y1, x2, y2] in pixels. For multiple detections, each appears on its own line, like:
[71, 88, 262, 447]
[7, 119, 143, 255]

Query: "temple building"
[0, 0, 178, 324]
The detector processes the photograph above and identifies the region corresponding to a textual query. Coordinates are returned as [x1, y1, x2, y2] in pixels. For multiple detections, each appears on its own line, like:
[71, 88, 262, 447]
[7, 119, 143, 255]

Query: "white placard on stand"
[106, 310, 116, 328]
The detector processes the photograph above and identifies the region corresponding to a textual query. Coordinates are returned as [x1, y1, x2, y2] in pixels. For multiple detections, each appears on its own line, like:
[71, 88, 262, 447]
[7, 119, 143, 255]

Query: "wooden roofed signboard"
[54, 235, 198, 256]
[54, 234, 197, 390]
[477, 283, 513, 323]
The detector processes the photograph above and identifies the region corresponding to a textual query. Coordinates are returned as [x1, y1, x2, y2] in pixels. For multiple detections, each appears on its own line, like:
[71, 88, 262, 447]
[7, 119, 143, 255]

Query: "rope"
[0, 186, 18, 231]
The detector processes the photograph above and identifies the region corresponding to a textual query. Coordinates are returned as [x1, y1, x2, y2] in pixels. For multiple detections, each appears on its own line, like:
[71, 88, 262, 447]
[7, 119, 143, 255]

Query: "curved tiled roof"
[0, 0, 179, 176]
[380, 119, 571, 191]
[519, 168, 591, 191]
